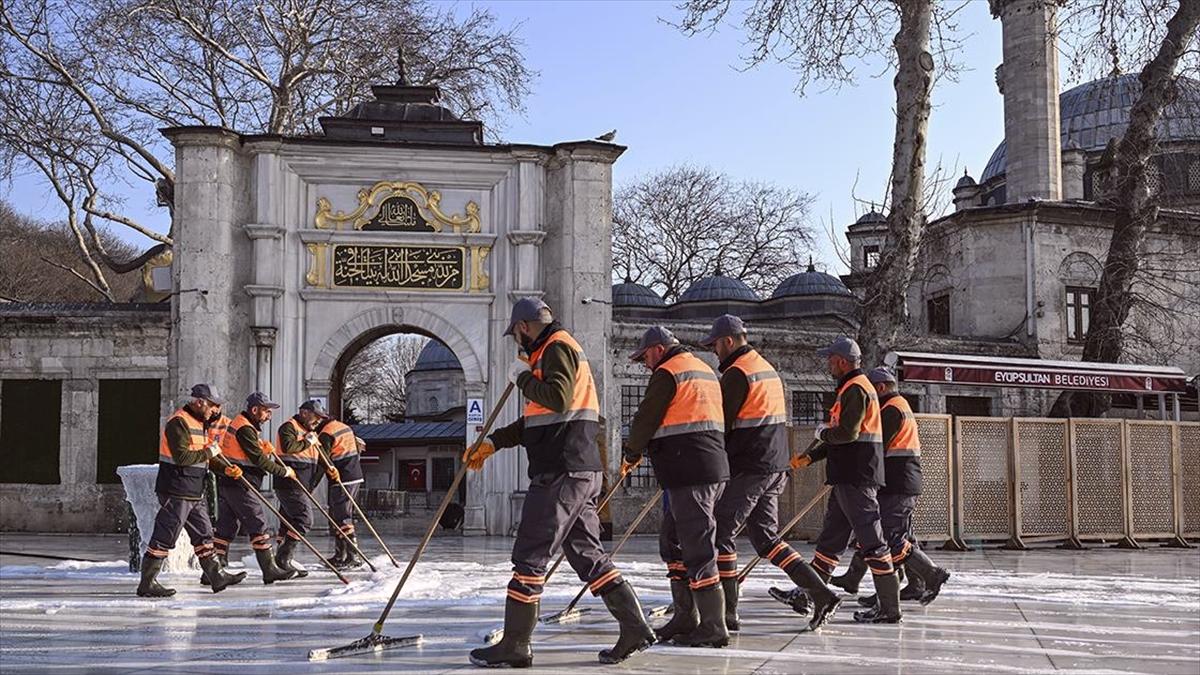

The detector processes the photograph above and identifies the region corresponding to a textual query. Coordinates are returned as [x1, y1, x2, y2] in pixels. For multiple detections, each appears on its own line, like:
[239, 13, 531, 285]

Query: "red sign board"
[901, 363, 1187, 394]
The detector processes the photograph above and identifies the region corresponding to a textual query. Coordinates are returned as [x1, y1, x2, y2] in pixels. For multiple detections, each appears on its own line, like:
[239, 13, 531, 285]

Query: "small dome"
[612, 280, 666, 307]
[410, 340, 461, 372]
[678, 273, 759, 303]
[772, 262, 852, 299]
[981, 74, 1200, 182]
[856, 211, 886, 225]
[955, 169, 977, 189]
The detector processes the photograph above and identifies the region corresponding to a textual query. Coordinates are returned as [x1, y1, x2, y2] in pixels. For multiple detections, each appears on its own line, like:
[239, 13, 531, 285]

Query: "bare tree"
[1050, 0, 1200, 417]
[0, 0, 533, 298]
[675, 0, 964, 364]
[342, 334, 429, 424]
[613, 164, 816, 302]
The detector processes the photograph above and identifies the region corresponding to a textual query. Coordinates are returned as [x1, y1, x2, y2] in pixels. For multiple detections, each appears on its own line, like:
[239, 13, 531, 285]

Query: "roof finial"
[397, 45, 409, 86]
[623, 274, 632, 284]
[807, 255, 815, 273]
[714, 263, 724, 277]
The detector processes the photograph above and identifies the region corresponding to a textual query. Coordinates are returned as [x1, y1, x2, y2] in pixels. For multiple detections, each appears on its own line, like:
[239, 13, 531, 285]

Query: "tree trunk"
[857, 0, 934, 366]
[1050, 2, 1200, 418]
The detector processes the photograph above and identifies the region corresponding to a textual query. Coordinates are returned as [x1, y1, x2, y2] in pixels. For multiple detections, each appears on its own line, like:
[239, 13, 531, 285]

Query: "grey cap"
[816, 336, 862, 362]
[189, 383, 223, 405]
[629, 326, 679, 361]
[299, 399, 329, 417]
[245, 392, 280, 410]
[503, 297, 551, 336]
[701, 314, 746, 346]
[867, 367, 897, 385]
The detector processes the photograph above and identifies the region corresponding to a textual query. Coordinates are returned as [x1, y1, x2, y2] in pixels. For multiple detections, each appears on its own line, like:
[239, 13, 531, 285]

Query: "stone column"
[992, 0, 1062, 203]
[1061, 143, 1087, 200]
[161, 128, 251, 401]
[543, 142, 625, 471]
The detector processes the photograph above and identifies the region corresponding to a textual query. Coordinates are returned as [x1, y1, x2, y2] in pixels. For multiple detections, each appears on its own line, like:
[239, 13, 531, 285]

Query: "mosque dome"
[410, 340, 461, 372]
[981, 74, 1200, 182]
[612, 279, 666, 307]
[677, 272, 759, 303]
[772, 261, 853, 299]
[955, 170, 977, 189]
[856, 211, 887, 225]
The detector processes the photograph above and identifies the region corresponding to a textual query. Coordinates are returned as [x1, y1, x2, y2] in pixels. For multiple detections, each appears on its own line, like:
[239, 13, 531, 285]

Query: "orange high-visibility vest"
[882, 396, 921, 457]
[829, 374, 882, 444]
[219, 413, 274, 466]
[652, 352, 724, 439]
[728, 350, 787, 429]
[206, 414, 230, 447]
[158, 408, 208, 467]
[322, 419, 359, 460]
[524, 331, 601, 428]
[278, 417, 319, 463]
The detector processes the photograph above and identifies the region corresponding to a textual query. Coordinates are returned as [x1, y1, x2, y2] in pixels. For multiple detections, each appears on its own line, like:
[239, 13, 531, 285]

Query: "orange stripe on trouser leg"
[717, 553, 738, 577]
[865, 554, 894, 574]
[811, 551, 838, 576]
[147, 548, 169, 558]
[589, 569, 623, 595]
[776, 551, 802, 570]
[666, 561, 688, 581]
[287, 530, 302, 541]
[507, 589, 540, 604]
[892, 540, 911, 565]
[689, 575, 721, 590]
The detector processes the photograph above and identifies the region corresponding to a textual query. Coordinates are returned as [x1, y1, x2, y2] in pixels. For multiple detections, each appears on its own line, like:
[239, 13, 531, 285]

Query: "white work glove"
[813, 424, 826, 441]
[507, 358, 531, 385]
[204, 444, 221, 459]
[305, 432, 319, 446]
[282, 465, 297, 481]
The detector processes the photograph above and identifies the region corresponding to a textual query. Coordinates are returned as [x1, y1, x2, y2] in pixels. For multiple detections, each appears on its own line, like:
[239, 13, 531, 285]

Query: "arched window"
[428, 396, 439, 412]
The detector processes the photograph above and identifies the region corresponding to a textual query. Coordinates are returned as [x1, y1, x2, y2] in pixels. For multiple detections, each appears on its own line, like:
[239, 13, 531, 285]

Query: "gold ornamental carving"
[306, 243, 329, 287]
[315, 181, 481, 233]
[470, 246, 491, 291]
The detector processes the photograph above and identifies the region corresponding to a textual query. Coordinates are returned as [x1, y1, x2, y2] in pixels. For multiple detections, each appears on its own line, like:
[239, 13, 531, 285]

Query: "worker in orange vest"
[777, 336, 901, 627]
[274, 399, 326, 577]
[623, 326, 730, 649]
[702, 315, 813, 632]
[315, 415, 364, 569]
[832, 368, 950, 612]
[136, 383, 246, 597]
[209, 392, 299, 585]
[465, 298, 655, 667]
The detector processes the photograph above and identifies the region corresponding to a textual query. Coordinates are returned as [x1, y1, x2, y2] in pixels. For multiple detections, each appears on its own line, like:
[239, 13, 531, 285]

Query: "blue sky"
[2, 0, 1015, 273]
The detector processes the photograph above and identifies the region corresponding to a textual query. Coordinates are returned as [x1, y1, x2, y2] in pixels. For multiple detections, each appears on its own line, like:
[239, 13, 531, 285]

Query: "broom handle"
[372, 381, 515, 634]
[543, 472, 627, 583]
[737, 484, 831, 583]
[316, 446, 401, 567]
[557, 487, 664, 616]
[211, 455, 349, 584]
[289, 474, 378, 573]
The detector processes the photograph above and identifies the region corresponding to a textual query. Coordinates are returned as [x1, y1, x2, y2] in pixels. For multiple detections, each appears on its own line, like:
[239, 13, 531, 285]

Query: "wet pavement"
[1, 532, 1197, 674]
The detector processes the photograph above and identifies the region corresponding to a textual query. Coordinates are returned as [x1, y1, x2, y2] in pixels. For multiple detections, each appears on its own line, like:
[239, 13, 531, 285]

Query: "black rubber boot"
[339, 535, 364, 570]
[768, 586, 812, 617]
[857, 565, 905, 607]
[900, 564, 926, 601]
[674, 584, 730, 648]
[853, 571, 902, 623]
[469, 597, 537, 668]
[275, 537, 309, 578]
[256, 547, 298, 584]
[199, 555, 246, 594]
[830, 551, 867, 595]
[721, 576, 741, 632]
[200, 553, 227, 587]
[136, 554, 176, 598]
[788, 563, 840, 632]
[329, 537, 346, 568]
[904, 548, 950, 605]
[654, 579, 698, 643]
[598, 581, 656, 664]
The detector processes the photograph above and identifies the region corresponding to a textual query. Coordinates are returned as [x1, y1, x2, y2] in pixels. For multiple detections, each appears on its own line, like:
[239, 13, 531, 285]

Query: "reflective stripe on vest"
[158, 408, 208, 467]
[882, 396, 921, 457]
[652, 352, 724, 439]
[323, 420, 358, 459]
[728, 350, 787, 429]
[828, 374, 882, 444]
[278, 418, 318, 463]
[218, 413, 270, 466]
[207, 415, 230, 447]
[524, 331, 601, 429]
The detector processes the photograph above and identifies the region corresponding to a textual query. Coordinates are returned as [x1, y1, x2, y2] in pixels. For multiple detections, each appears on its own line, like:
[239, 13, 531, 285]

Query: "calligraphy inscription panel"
[332, 244, 466, 290]
[362, 195, 432, 232]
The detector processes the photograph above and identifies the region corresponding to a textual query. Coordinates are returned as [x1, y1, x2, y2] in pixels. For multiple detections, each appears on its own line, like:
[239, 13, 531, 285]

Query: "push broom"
[308, 382, 515, 661]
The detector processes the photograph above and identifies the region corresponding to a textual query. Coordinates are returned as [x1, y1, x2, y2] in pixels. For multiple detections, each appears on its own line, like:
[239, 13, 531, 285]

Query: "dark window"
[946, 396, 991, 417]
[864, 245, 881, 270]
[431, 456, 455, 491]
[620, 384, 645, 438]
[1, 379, 62, 484]
[901, 394, 921, 413]
[791, 390, 834, 425]
[1066, 286, 1094, 343]
[96, 379, 161, 484]
[927, 294, 951, 335]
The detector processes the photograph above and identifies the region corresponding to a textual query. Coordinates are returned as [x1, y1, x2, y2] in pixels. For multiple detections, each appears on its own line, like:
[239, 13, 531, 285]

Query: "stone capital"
[160, 125, 242, 151]
[250, 326, 277, 347]
[506, 230, 546, 247]
[244, 223, 286, 240]
[244, 284, 284, 298]
[508, 289, 545, 302]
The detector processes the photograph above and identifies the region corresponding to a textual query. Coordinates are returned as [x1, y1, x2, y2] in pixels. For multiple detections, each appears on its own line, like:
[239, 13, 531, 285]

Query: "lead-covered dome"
[982, 74, 1200, 181]
[772, 262, 852, 299]
[678, 273, 759, 303]
[410, 340, 461, 372]
[612, 279, 666, 307]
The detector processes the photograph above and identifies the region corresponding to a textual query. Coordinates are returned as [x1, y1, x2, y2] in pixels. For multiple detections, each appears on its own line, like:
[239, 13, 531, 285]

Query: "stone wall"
[0, 304, 170, 532]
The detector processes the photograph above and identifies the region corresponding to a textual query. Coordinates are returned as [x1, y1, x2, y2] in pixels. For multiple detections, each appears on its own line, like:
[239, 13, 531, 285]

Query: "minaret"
[991, 0, 1062, 202]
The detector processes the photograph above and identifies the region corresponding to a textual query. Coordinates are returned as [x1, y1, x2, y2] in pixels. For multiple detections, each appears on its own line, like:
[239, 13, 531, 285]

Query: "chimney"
[991, 0, 1062, 202]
